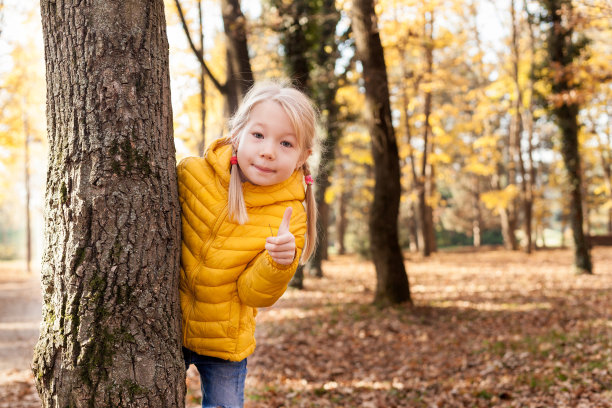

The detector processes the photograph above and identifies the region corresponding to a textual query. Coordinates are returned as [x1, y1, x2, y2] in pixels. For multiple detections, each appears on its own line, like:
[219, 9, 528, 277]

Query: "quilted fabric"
[177, 138, 307, 361]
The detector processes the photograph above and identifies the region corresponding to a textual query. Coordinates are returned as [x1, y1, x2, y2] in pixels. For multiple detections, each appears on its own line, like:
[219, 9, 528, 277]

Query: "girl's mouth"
[253, 165, 274, 173]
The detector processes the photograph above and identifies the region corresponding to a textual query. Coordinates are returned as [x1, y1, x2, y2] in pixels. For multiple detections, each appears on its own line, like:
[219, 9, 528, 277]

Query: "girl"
[177, 81, 318, 408]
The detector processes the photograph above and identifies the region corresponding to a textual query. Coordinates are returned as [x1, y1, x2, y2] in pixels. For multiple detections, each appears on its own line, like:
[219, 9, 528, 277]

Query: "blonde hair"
[227, 80, 319, 263]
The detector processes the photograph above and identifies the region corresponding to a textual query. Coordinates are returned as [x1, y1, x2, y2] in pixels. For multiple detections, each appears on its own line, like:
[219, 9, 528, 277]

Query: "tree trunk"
[593, 123, 611, 233]
[510, 0, 533, 253]
[197, 0, 206, 156]
[472, 176, 482, 248]
[418, 10, 436, 257]
[545, 0, 592, 273]
[33, 2, 185, 406]
[522, 0, 538, 254]
[221, 0, 254, 113]
[337, 188, 348, 255]
[270, 0, 311, 91]
[274, 0, 345, 279]
[351, 0, 411, 305]
[425, 164, 437, 253]
[558, 105, 592, 273]
[289, 264, 304, 289]
[502, 153, 519, 250]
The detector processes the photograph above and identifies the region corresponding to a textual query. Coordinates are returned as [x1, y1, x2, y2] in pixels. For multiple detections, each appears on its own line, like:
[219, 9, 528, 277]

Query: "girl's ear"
[297, 149, 312, 169]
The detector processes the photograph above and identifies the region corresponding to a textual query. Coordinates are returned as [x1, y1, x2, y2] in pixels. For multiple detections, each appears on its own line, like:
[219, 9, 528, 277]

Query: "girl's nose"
[260, 141, 275, 159]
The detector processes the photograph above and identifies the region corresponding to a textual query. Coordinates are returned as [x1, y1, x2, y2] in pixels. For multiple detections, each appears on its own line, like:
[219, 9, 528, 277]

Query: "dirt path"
[0, 261, 42, 408]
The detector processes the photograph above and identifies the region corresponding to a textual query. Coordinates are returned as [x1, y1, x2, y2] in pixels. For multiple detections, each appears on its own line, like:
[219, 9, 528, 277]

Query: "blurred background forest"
[0, 0, 611, 269]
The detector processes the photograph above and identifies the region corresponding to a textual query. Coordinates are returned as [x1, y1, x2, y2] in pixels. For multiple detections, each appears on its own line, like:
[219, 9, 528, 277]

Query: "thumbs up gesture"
[266, 207, 296, 265]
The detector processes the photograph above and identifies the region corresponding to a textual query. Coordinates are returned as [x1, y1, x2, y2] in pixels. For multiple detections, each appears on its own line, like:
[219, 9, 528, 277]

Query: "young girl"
[177, 81, 318, 407]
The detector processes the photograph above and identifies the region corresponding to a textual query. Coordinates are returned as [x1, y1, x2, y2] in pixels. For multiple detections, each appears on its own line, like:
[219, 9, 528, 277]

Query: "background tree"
[540, 0, 591, 273]
[350, 0, 411, 305]
[32, 1, 185, 406]
[269, 0, 350, 282]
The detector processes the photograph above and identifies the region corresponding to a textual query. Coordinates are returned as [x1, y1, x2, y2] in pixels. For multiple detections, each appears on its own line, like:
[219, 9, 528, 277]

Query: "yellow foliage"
[464, 161, 495, 177]
[481, 185, 520, 212]
[473, 135, 498, 150]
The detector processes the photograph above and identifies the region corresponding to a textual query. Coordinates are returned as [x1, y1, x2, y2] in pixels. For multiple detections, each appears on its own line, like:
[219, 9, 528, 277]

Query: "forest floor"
[1, 248, 611, 408]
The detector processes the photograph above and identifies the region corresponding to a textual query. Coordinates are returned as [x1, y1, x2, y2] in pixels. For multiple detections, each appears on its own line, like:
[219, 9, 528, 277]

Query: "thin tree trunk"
[337, 185, 347, 255]
[419, 10, 436, 257]
[197, 0, 206, 155]
[351, 0, 411, 305]
[502, 131, 519, 250]
[33, 2, 184, 406]
[510, 0, 532, 253]
[472, 175, 482, 248]
[522, 0, 538, 253]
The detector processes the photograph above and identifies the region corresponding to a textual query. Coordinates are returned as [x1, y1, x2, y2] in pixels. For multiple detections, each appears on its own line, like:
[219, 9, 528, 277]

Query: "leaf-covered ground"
[187, 248, 612, 408]
[1, 249, 611, 407]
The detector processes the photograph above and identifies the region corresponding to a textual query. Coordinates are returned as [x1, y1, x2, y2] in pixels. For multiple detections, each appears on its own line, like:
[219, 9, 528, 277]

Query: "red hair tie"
[230, 156, 238, 165]
[305, 175, 314, 185]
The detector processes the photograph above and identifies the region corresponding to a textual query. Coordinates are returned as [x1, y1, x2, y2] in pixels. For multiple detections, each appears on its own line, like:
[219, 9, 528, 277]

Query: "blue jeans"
[183, 347, 247, 408]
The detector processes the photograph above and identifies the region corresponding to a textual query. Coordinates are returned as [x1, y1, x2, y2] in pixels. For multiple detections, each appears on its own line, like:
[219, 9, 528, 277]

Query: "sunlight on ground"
[429, 299, 553, 311]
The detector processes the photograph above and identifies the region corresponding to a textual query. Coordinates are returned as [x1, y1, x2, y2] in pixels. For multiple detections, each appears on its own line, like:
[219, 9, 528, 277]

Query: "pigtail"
[228, 148, 249, 224]
[301, 162, 318, 263]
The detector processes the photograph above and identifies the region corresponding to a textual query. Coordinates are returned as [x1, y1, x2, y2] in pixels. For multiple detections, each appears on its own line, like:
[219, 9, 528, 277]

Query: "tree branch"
[173, 0, 226, 94]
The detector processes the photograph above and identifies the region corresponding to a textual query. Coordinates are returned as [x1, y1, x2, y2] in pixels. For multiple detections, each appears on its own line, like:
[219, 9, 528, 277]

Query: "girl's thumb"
[277, 207, 293, 235]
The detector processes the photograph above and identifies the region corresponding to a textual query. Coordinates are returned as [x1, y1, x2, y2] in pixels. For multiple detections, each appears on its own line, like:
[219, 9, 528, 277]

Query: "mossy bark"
[33, 1, 185, 406]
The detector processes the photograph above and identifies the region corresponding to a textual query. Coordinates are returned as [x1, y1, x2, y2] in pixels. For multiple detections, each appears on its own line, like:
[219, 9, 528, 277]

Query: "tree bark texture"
[351, 0, 411, 305]
[545, 0, 592, 273]
[33, 1, 185, 406]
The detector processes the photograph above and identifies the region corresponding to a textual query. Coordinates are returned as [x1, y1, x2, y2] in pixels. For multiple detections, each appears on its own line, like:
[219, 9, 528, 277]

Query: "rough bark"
[33, 1, 185, 406]
[351, 0, 411, 305]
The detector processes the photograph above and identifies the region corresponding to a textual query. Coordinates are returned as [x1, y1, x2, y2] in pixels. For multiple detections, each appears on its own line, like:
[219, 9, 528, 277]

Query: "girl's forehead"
[248, 101, 297, 132]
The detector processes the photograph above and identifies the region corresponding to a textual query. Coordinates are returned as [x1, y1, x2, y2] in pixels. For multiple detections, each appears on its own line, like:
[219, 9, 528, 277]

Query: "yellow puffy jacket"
[177, 138, 306, 361]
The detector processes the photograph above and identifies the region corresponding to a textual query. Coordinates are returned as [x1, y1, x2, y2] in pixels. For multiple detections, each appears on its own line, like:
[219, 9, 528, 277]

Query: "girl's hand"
[266, 207, 296, 265]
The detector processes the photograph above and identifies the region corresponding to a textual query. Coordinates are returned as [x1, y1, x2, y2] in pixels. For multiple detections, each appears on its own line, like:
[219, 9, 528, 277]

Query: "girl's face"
[236, 100, 309, 186]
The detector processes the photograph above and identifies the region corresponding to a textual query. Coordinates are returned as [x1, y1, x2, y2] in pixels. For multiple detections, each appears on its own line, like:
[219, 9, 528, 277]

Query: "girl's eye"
[281, 141, 293, 148]
[253, 132, 263, 139]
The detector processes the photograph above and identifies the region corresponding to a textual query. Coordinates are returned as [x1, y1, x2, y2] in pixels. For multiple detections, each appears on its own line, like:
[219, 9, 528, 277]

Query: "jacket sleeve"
[237, 249, 302, 308]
